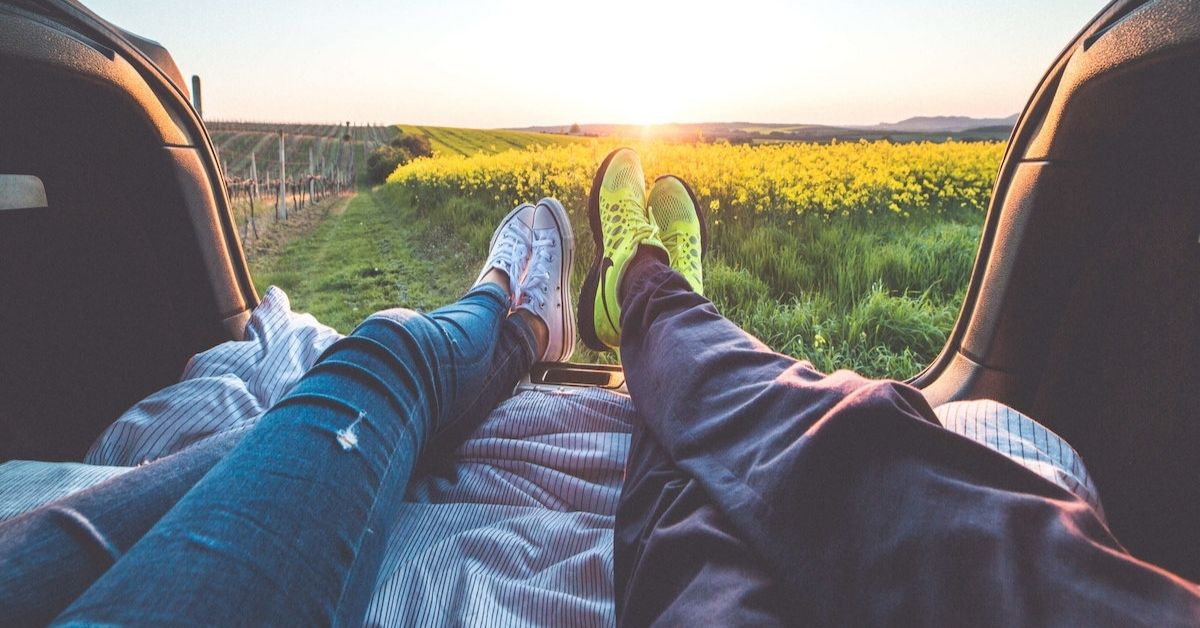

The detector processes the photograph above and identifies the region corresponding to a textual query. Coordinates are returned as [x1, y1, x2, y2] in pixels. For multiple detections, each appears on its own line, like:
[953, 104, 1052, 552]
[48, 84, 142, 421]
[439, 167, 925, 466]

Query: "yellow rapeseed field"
[388, 139, 1003, 224]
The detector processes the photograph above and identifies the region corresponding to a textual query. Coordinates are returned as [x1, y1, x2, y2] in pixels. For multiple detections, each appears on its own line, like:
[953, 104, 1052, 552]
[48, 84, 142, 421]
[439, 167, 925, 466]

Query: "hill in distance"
[512, 115, 1017, 144]
[396, 124, 587, 157]
[370, 115, 1014, 162]
[862, 114, 1019, 133]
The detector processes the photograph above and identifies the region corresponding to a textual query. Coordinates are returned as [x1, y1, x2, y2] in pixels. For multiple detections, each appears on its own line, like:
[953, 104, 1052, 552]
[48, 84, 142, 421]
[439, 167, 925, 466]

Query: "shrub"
[366, 132, 433, 184]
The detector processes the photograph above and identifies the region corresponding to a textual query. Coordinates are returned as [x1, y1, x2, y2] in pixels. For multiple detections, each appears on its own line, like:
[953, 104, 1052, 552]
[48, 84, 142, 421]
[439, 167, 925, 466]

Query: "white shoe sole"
[536, 197, 576, 362]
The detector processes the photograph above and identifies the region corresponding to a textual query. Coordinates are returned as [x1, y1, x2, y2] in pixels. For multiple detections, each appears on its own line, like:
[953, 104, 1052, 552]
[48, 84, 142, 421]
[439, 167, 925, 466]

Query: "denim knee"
[364, 307, 425, 327]
[357, 306, 493, 372]
[352, 309, 446, 357]
[360, 308, 435, 335]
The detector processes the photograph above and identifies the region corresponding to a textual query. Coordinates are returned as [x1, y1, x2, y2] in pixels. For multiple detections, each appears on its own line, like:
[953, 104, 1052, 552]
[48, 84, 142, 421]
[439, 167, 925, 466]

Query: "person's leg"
[617, 245, 1200, 626]
[0, 429, 242, 626]
[53, 200, 574, 626]
[416, 311, 538, 469]
[54, 283, 511, 626]
[580, 148, 1198, 624]
[0, 314, 535, 627]
[422, 196, 575, 464]
[6, 199, 573, 624]
[0, 310, 536, 625]
[614, 422, 785, 626]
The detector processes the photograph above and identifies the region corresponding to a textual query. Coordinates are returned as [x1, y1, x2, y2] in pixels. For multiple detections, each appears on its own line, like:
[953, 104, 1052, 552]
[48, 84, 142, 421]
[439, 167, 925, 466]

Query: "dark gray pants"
[614, 251, 1200, 626]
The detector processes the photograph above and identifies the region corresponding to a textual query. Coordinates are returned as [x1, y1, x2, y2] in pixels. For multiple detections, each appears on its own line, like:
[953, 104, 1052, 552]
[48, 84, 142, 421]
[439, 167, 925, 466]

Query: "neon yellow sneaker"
[578, 148, 665, 352]
[647, 175, 706, 295]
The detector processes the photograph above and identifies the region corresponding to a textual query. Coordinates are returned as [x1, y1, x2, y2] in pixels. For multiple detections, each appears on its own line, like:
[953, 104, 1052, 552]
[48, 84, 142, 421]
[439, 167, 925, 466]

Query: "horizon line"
[201, 113, 1021, 131]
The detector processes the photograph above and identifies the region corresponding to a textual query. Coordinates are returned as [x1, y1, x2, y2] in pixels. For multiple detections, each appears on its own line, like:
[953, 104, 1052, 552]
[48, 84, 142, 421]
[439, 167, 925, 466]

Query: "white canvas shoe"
[473, 203, 536, 299]
[516, 198, 576, 362]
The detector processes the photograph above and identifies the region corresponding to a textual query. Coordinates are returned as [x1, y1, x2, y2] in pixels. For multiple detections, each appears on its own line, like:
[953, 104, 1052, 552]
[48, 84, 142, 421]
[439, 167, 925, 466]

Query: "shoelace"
[519, 236, 557, 309]
[660, 224, 699, 264]
[661, 230, 688, 253]
[494, 222, 533, 293]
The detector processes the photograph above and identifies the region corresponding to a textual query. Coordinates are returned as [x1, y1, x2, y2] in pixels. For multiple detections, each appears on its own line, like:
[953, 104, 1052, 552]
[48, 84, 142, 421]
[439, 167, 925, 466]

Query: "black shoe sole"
[577, 147, 627, 353]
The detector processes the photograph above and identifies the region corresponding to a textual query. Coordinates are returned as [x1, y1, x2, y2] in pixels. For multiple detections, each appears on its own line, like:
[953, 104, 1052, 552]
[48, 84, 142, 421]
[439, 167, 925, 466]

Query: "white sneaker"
[516, 198, 576, 362]
[474, 203, 535, 299]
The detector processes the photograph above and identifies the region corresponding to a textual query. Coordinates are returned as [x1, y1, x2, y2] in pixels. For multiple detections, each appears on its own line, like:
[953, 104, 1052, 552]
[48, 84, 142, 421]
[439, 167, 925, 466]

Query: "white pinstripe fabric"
[0, 460, 130, 521]
[84, 286, 342, 467]
[367, 387, 633, 627]
[0, 288, 1104, 625]
[935, 400, 1105, 520]
[0, 388, 631, 627]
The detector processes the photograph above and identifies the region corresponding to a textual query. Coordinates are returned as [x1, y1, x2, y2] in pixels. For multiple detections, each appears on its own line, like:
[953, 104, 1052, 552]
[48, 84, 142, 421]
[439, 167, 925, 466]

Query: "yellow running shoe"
[578, 148, 665, 352]
[647, 175, 706, 294]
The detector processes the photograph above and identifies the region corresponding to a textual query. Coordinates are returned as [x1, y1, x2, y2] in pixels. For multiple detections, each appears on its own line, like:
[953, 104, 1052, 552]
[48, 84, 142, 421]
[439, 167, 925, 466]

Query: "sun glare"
[635, 101, 675, 128]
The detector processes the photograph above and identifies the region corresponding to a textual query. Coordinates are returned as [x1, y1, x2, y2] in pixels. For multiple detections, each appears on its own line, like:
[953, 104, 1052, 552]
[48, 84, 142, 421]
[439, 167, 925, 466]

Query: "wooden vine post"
[308, 145, 316, 208]
[276, 130, 288, 221]
[246, 151, 259, 238]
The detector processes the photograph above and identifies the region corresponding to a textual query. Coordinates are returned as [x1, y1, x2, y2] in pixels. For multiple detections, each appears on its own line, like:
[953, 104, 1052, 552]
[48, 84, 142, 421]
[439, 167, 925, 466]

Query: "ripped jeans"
[53, 283, 537, 626]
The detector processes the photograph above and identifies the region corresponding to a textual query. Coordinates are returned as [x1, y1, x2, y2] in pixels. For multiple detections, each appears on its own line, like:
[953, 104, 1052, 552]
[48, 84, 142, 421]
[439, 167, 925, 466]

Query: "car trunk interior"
[921, 0, 1200, 580]
[0, 4, 251, 462]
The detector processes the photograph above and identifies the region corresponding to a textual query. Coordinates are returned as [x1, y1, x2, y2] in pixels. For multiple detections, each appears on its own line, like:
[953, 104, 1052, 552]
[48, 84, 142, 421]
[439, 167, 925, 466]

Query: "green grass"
[396, 125, 587, 157]
[250, 189, 474, 333]
[695, 216, 979, 376]
[375, 184, 980, 378]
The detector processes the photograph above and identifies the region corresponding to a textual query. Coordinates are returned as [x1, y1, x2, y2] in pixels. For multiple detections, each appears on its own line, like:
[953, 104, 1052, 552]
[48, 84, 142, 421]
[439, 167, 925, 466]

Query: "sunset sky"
[83, 0, 1105, 128]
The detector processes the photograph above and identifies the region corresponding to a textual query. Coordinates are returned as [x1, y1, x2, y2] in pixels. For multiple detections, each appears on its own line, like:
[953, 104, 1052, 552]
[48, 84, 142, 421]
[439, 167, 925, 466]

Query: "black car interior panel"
[0, 4, 253, 461]
[920, 0, 1200, 579]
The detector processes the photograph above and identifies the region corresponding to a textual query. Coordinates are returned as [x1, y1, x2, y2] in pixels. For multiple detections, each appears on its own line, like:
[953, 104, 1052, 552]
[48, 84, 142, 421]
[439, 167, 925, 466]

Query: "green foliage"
[393, 132, 434, 158]
[366, 133, 434, 184]
[686, 219, 975, 378]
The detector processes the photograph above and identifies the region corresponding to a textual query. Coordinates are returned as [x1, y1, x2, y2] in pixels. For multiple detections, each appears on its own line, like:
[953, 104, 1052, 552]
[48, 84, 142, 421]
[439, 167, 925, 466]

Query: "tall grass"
[375, 183, 981, 379]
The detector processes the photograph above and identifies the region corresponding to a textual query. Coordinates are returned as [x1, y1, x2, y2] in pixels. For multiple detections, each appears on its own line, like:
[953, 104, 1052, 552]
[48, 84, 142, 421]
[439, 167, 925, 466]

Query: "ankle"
[481, 268, 512, 300]
[514, 308, 549, 359]
[618, 245, 670, 303]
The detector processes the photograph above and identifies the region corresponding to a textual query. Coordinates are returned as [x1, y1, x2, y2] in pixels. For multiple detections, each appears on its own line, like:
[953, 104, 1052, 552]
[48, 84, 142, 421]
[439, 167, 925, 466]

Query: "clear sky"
[82, 0, 1106, 128]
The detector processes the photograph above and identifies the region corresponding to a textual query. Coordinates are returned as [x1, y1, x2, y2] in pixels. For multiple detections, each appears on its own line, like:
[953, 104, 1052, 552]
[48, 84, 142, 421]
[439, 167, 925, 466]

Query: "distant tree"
[569, 122, 582, 134]
[366, 132, 434, 184]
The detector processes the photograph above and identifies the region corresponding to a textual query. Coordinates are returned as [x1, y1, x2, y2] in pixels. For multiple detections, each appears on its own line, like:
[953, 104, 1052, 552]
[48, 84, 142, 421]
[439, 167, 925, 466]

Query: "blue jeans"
[31, 283, 535, 626]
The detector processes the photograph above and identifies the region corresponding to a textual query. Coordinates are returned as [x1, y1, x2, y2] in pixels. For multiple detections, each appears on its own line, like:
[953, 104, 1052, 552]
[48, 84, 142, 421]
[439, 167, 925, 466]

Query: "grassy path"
[250, 189, 475, 333]
[241, 193, 353, 263]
